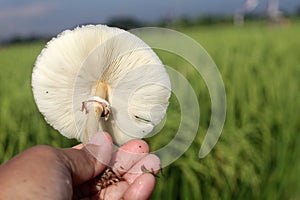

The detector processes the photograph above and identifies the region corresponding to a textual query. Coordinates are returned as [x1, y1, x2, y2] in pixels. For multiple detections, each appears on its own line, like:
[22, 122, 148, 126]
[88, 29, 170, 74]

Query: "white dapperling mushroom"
[32, 24, 171, 145]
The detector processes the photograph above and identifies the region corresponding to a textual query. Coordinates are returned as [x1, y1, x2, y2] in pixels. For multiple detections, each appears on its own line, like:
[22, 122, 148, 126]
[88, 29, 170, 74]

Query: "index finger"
[110, 139, 149, 176]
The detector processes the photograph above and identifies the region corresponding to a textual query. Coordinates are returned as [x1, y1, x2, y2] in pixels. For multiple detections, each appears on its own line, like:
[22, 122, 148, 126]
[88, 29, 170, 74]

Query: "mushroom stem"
[85, 102, 104, 143]
[83, 81, 109, 143]
[95, 81, 108, 99]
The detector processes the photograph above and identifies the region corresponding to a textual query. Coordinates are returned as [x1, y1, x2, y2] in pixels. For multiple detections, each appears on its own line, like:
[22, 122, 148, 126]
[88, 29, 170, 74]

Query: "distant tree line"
[0, 35, 50, 46]
[1, 7, 300, 45]
[106, 7, 300, 29]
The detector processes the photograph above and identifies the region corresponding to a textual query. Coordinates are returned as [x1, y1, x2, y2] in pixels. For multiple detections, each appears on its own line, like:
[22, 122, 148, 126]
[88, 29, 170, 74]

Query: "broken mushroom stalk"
[31, 25, 171, 189]
[81, 81, 110, 143]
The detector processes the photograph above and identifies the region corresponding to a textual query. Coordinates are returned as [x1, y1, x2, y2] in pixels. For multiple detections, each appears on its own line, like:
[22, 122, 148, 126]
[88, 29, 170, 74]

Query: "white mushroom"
[32, 25, 171, 145]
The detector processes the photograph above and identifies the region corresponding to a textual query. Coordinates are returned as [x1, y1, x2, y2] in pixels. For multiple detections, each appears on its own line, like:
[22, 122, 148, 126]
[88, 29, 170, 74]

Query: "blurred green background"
[1, 19, 300, 199]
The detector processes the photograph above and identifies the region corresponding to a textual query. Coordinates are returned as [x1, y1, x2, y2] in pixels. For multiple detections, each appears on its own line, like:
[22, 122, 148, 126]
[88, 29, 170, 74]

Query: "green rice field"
[1, 21, 300, 199]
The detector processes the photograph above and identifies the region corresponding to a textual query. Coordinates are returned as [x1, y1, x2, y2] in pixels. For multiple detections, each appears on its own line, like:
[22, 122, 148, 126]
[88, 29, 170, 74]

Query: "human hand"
[0, 132, 160, 200]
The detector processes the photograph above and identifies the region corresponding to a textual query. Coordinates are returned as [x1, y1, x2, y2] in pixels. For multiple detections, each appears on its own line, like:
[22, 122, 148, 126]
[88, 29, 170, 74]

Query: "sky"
[0, 0, 299, 41]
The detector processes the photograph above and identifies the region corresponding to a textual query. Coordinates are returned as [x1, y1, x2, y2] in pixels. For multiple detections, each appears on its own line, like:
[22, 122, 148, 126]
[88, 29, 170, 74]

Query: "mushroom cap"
[32, 25, 171, 145]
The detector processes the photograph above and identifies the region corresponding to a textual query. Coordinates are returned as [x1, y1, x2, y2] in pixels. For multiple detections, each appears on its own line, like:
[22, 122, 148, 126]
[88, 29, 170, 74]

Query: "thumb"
[59, 132, 113, 185]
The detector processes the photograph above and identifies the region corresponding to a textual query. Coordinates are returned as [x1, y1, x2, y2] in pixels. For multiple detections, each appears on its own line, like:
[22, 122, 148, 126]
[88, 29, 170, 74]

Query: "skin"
[0, 132, 160, 200]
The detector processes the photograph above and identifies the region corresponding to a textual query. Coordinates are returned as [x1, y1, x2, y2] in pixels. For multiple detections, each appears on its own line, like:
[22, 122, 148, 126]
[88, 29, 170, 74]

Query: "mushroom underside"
[32, 24, 171, 145]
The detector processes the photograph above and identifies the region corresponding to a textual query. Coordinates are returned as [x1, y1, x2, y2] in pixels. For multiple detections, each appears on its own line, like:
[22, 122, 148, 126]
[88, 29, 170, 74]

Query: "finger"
[123, 154, 160, 184]
[110, 139, 149, 176]
[123, 173, 156, 200]
[73, 140, 148, 199]
[60, 132, 113, 186]
[72, 144, 84, 150]
[97, 181, 129, 200]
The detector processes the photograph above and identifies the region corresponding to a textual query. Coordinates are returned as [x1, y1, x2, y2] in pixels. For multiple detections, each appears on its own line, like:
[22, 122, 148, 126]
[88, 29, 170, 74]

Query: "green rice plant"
[0, 21, 299, 199]
[151, 21, 300, 199]
[0, 42, 79, 162]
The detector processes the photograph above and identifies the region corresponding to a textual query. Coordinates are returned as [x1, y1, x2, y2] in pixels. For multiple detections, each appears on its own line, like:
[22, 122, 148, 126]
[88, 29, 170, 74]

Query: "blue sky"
[0, 0, 299, 40]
